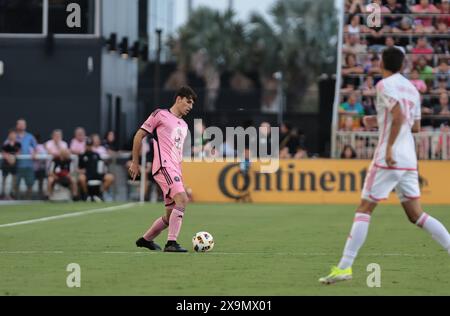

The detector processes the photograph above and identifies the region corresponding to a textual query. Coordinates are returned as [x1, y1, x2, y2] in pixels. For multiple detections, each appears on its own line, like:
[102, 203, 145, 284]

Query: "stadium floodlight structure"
[330, 2, 345, 158]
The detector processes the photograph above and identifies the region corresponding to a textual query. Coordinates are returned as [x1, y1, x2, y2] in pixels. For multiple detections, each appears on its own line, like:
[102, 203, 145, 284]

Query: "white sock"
[338, 213, 371, 270]
[416, 213, 450, 253]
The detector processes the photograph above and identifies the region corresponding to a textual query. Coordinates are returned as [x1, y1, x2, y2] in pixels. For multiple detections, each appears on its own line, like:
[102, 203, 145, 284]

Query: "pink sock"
[168, 207, 185, 241]
[143, 216, 169, 241]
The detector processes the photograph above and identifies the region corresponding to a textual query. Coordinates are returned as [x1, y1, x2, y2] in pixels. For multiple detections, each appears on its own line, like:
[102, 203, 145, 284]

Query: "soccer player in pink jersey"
[129, 86, 197, 253]
[320, 47, 450, 284]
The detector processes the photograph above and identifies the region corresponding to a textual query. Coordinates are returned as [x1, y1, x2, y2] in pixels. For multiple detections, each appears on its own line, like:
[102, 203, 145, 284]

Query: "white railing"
[335, 131, 450, 160]
[0, 152, 135, 201]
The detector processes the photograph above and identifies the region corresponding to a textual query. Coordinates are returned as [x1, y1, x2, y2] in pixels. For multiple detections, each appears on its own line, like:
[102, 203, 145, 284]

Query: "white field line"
[0, 251, 431, 257]
[0, 203, 137, 228]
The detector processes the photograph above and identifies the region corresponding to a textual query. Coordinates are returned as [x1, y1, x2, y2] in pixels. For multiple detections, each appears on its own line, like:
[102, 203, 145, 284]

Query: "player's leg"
[24, 168, 34, 200]
[47, 175, 56, 196]
[319, 199, 377, 284]
[164, 191, 189, 253]
[397, 172, 450, 255]
[102, 173, 114, 192]
[10, 173, 16, 199]
[136, 203, 173, 251]
[135, 172, 171, 251]
[1, 169, 8, 197]
[78, 173, 88, 196]
[69, 176, 77, 197]
[320, 167, 398, 284]
[338, 199, 378, 269]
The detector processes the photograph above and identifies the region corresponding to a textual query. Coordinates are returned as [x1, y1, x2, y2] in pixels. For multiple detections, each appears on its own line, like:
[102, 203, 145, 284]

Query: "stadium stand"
[335, 0, 450, 159]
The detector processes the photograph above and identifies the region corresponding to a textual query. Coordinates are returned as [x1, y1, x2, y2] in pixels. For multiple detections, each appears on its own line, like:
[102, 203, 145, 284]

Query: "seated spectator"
[410, 68, 428, 94]
[347, 0, 364, 14]
[435, 20, 449, 34]
[342, 53, 364, 91]
[437, 0, 450, 28]
[293, 146, 308, 159]
[421, 93, 434, 116]
[433, 58, 450, 89]
[340, 92, 365, 130]
[417, 56, 434, 85]
[393, 17, 414, 49]
[78, 138, 115, 201]
[393, 16, 414, 34]
[70, 127, 86, 155]
[434, 123, 450, 159]
[434, 93, 450, 116]
[340, 92, 365, 116]
[1, 130, 21, 199]
[91, 134, 109, 159]
[45, 129, 68, 157]
[47, 149, 76, 198]
[384, 0, 410, 29]
[33, 133, 48, 199]
[361, 75, 377, 115]
[345, 14, 365, 35]
[342, 34, 367, 55]
[279, 147, 292, 159]
[279, 122, 299, 156]
[384, 36, 406, 54]
[411, 0, 440, 34]
[341, 115, 357, 131]
[340, 145, 357, 159]
[431, 77, 449, 95]
[364, 54, 382, 75]
[411, 37, 434, 64]
[103, 131, 118, 153]
[362, 75, 376, 97]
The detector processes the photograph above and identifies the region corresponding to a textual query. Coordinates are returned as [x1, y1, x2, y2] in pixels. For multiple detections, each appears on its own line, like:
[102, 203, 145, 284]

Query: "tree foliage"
[172, 0, 338, 108]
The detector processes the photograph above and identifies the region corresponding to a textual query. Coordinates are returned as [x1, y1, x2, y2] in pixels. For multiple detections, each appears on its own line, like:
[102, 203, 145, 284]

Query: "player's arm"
[386, 103, 403, 167]
[129, 129, 149, 180]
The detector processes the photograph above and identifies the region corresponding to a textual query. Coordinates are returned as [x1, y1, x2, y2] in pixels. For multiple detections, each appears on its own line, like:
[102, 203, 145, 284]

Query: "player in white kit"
[320, 47, 450, 284]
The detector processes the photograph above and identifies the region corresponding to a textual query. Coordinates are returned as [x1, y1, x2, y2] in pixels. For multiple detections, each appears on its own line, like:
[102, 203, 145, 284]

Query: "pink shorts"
[153, 167, 185, 207]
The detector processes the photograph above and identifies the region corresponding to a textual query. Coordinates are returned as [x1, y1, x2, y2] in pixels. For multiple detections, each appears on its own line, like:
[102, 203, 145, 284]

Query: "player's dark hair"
[382, 47, 404, 74]
[175, 86, 197, 103]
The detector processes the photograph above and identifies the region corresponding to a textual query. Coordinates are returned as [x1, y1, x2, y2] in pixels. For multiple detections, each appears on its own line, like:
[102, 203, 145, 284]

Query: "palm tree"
[246, 0, 338, 110]
[171, 0, 338, 111]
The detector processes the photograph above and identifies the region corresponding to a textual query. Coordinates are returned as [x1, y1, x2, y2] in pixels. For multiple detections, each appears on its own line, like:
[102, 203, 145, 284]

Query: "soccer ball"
[192, 232, 214, 252]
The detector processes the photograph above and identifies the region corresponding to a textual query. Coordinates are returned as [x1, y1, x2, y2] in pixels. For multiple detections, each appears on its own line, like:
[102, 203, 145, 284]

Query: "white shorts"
[361, 163, 421, 203]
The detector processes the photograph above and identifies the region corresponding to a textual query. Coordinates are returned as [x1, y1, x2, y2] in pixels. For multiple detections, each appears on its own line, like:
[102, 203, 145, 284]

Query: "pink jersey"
[141, 109, 188, 175]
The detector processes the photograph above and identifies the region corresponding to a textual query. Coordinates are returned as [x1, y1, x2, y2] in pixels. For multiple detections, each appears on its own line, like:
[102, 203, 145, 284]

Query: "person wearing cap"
[77, 137, 114, 201]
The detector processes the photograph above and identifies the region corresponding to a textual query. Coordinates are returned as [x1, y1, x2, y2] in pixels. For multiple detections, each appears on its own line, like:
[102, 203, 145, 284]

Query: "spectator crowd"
[339, 0, 450, 159]
[1, 119, 118, 201]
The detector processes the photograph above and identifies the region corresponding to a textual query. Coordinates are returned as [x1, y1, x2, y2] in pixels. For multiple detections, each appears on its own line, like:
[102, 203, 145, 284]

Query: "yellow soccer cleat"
[319, 266, 352, 285]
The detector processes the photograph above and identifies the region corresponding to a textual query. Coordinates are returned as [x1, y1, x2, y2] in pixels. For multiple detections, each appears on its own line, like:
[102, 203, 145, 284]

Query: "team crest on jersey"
[173, 127, 186, 150]
[174, 176, 180, 182]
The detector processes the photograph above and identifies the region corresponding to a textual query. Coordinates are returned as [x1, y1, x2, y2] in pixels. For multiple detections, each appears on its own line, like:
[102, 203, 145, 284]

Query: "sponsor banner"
[182, 160, 450, 204]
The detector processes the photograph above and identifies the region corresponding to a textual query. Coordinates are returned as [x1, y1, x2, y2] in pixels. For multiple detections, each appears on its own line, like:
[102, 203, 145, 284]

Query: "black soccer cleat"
[164, 241, 188, 253]
[136, 237, 162, 251]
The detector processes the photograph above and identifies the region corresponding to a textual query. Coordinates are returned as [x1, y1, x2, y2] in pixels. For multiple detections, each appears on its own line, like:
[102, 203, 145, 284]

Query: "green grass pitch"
[0, 202, 449, 296]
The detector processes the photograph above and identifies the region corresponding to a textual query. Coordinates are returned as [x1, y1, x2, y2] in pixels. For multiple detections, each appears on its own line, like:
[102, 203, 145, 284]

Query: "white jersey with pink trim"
[374, 73, 421, 170]
[140, 109, 188, 175]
